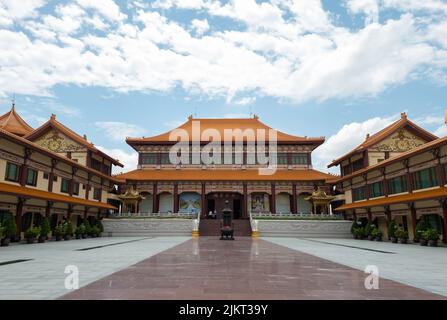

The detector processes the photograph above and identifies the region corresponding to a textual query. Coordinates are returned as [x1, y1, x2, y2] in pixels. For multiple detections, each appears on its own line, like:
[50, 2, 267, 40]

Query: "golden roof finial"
[401, 112, 407, 119]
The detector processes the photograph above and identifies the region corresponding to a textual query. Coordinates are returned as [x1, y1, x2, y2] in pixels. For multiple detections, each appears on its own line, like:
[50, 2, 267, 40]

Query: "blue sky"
[0, 0, 447, 173]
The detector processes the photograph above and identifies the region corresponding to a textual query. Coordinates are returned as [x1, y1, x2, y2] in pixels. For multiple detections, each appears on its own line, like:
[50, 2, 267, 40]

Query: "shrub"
[371, 226, 382, 238]
[395, 228, 408, 240]
[40, 218, 51, 237]
[90, 225, 99, 236]
[75, 224, 86, 235]
[65, 222, 73, 237]
[415, 219, 429, 238]
[4, 217, 17, 238]
[388, 220, 397, 238]
[24, 227, 40, 239]
[364, 222, 373, 236]
[0, 224, 5, 240]
[54, 225, 65, 237]
[422, 228, 439, 241]
[96, 221, 104, 233]
[84, 220, 92, 235]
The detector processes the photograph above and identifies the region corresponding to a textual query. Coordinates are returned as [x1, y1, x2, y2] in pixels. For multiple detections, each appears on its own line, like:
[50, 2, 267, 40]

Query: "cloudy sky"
[0, 0, 447, 173]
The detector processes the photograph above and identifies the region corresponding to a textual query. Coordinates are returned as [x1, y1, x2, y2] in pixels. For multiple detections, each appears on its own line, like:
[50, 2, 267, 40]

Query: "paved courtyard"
[0, 236, 446, 300]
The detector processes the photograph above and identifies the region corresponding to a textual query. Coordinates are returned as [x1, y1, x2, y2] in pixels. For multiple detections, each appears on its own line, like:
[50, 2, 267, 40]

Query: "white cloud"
[97, 146, 138, 173]
[191, 18, 209, 36]
[76, 0, 126, 22]
[313, 115, 398, 173]
[0, 0, 445, 105]
[345, 0, 379, 24]
[94, 121, 147, 141]
[0, 0, 46, 26]
[233, 96, 256, 106]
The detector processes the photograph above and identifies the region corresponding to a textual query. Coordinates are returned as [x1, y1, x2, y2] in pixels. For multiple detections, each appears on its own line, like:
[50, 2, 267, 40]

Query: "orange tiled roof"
[126, 115, 325, 146]
[335, 187, 447, 211]
[115, 168, 334, 182]
[332, 134, 447, 184]
[0, 128, 122, 184]
[0, 182, 117, 210]
[328, 112, 438, 168]
[25, 114, 123, 167]
[0, 105, 34, 137]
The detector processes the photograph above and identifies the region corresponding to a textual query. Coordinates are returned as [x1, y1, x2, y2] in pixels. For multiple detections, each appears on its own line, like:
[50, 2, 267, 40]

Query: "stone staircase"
[199, 219, 252, 237]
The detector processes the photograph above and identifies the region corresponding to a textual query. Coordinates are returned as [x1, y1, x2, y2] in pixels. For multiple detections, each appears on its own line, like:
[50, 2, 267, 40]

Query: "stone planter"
[26, 237, 36, 244]
[428, 240, 438, 247]
[1, 238, 10, 247]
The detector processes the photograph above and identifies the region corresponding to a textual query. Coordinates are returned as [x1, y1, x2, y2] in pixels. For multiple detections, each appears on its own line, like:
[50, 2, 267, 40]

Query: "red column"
[367, 208, 372, 222]
[152, 182, 158, 213]
[201, 182, 206, 218]
[270, 183, 276, 214]
[292, 183, 297, 214]
[243, 182, 248, 218]
[442, 201, 447, 244]
[16, 198, 25, 238]
[410, 203, 417, 240]
[173, 183, 179, 213]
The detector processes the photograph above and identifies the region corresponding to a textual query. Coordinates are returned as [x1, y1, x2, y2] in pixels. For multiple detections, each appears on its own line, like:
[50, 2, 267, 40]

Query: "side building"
[0, 104, 123, 238]
[331, 113, 447, 242]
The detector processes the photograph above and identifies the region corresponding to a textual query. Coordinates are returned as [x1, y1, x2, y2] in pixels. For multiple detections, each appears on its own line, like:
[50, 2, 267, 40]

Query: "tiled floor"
[61, 237, 443, 300]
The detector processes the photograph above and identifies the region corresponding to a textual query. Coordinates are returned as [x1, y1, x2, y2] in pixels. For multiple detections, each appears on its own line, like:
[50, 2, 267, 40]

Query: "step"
[199, 219, 252, 236]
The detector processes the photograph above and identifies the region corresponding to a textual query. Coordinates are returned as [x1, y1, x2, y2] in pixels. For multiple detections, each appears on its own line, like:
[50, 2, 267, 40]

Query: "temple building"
[332, 113, 447, 242]
[116, 115, 335, 219]
[0, 104, 122, 238]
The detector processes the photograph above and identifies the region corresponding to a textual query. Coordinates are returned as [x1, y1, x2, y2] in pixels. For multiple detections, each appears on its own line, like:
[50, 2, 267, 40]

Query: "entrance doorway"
[206, 192, 244, 219]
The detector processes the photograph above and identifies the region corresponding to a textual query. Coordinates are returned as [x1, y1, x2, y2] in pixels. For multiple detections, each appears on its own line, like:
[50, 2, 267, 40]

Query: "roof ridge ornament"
[401, 112, 407, 119]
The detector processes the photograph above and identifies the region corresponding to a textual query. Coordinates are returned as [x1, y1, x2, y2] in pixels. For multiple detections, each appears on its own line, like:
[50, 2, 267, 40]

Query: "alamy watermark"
[168, 120, 278, 175]
[364, 265, 379, 290]
[64, 265, 79, 290]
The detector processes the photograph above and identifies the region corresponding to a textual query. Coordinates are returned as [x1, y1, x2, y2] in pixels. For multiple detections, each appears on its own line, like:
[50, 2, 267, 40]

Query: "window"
[369, 181, 384, 198]
[93, 188, 101, 200]
[5, 162, 20, 182]
[413, 167, 438, 190]
[352, 159, 364, 172]
[43, 172, 49, 180]
[291, 153, 308, 165]
[91, 158, 102, 171]
[26, 168, 38, 186]
[53, 175, 57, 182]
[352, 186, 366, 201]
[277, 153, 288, 165]
[160, 153, 171, 165]
[61, 179, 70, 193]
[342, 164, 352, 176]
[141, 153, 158, 165]
[72, 182, 80, 196]
[388, 175, 408, 194]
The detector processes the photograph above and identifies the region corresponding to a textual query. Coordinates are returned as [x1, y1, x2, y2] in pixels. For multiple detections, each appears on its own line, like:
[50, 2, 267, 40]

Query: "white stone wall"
[103, 218, 193, 237]
[256, 219, 352, 238]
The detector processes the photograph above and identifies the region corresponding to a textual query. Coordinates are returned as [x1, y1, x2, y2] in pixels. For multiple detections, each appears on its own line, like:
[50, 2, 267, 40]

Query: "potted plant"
[96, 221, 104, 237]
[64, 222, 73, 240]
[84, 220, 91, 238]
[90, 225, 99, 238]
[1, 217, 17, 246]
[395, 228, 408, 244]
[75, 224, 85, 239]
[0, 224, 5, 246]
[423, 229, 439, 247]
[54, 225, 65, 241]
[371, 227, 382, 241]
[364, 222, 373, 240]
[414, 219, 429, 243]
[388, 220, 397, 243]
[24, 227, 40, 244]
[38, 218, 51, 243]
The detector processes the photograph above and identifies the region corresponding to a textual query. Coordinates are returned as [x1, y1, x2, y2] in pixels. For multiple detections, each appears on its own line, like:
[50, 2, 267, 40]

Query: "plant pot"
[399, 238, 407, 244]
[352, 234, 358, 239]
[75, 234, 81, 239]
[82, 234, 87, 239]
[26, 237, 35, 244]
[375, 236, 382, 241]
[428, 240, 438, 247]
[55, 235, 62, 241]
[91, 234, 97, 238]
[64, 235, 71, 241]
[1, 238, 10, 246]
[368, 235, 374, 241]
[420, 239, 428, 246]
[391, 237, 398, 243]
[38, 236, 46, 243]
[413, 238, 420, 243]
